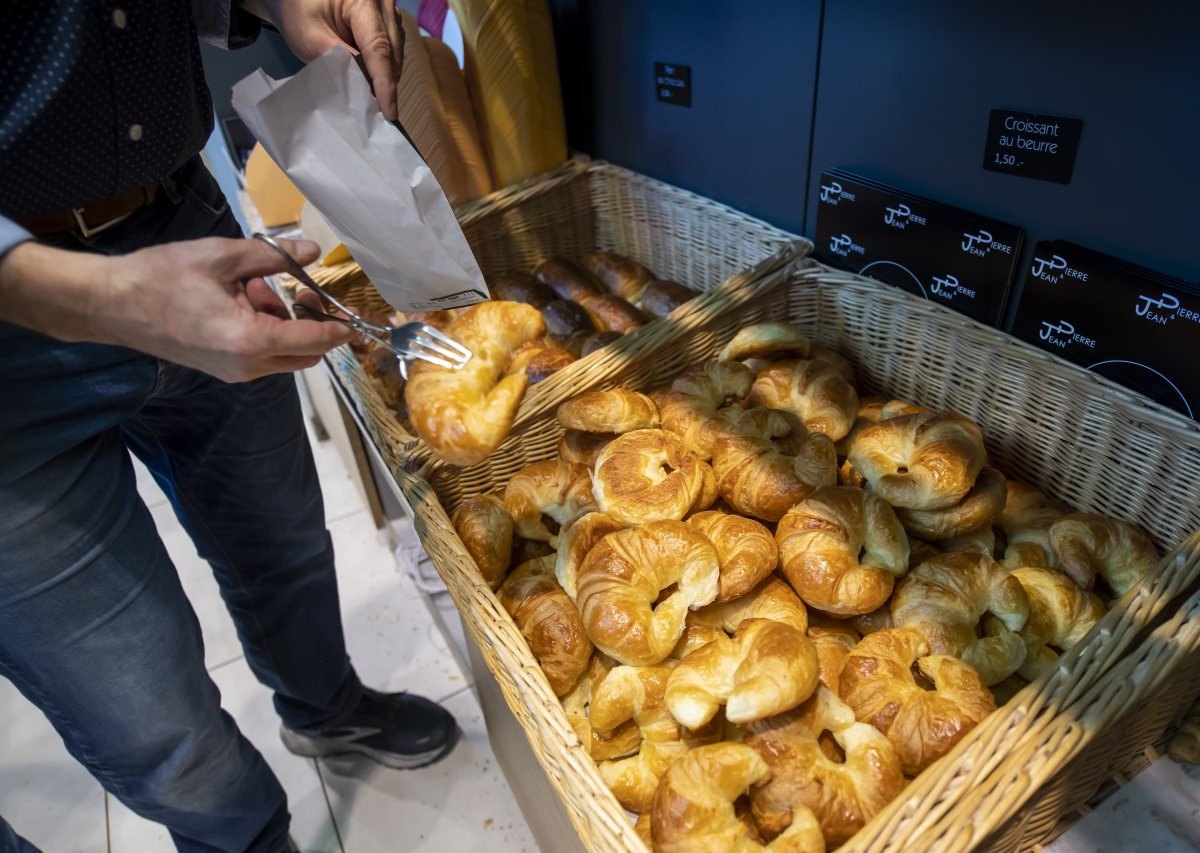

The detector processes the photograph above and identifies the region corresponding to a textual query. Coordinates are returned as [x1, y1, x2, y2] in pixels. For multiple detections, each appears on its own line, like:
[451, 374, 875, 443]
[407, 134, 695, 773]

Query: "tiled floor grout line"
[206, 654, 245, 674]
[312, 759, 346, 853]
[433, 683, 474, 706]
[326, 506, 367, 526]
[104, 791, 111, 853]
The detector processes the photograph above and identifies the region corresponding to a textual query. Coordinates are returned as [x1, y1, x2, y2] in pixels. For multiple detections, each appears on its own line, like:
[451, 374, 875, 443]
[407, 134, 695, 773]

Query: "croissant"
[650, 743, 826, 853]
[554, 511, 625, 600]
[692, 575, 810, 635]
[658, 361, 755, 458]
[1049, 513, 1159, 595]
[806, 616, 861, 696]
[687, 511, 779, 602]
[534, 257, 603, 302]
[712, 411, 837, 523]
[583, 250, 655, 303]
[895, 466, 1007, 541]
[404, 301, 546, 465]
[560, 654, 642, 761]
[488, 271, 556, 308]
[846, 411, 987, 510]
[556, 429, 617, 467]
[580, 293, 648, 334]
[557, 388, 660, 434]
[449, 494, 513, 589]
[776, 486, 910, 616]
[503, 459, 596, 543]
[937, 526, 999, 558]
[666, 618, 820, 727]
[746, 688, 906, 846]
[840, 628, 996, 775]
[592, 429, 716, 525]
[497, 557, 593, 696]
[719, 323, 812, 363]
[590, 663, 679, 810]
[639, 279, 696, 317]
[891, 552, 1030, 684]
[576, 520, 720, 665]
[849, 606, 893, 637]
[1008, 566, 1106, 680]
[748, 359, 859, 441]
[996, 481, 1065, 569]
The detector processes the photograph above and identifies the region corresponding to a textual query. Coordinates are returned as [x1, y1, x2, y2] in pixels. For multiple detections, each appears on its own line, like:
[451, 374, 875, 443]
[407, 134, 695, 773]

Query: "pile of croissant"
[450, 321, 1161, 851]
[351, 251, 696, 465]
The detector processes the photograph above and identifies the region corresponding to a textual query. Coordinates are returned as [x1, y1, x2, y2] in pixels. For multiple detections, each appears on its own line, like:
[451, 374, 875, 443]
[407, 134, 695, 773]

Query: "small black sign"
[1012, 241, 1200, 420]
[813, 170, 1024, 328]
[654, 62, 691, 107]
[983, 109, 1083, 184]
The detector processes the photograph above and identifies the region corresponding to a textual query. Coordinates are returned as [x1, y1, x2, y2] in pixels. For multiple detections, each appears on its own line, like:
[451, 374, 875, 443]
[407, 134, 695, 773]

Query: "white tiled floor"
[0, 427, 533, 852]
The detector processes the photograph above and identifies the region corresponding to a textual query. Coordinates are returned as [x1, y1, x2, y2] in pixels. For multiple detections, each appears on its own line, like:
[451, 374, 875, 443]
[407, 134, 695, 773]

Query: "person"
[0, 2, 459, 851]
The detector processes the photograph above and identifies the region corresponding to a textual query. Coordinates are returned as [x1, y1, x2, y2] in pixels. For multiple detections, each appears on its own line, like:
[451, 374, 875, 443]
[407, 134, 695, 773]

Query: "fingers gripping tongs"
[253, 233, 472, 378]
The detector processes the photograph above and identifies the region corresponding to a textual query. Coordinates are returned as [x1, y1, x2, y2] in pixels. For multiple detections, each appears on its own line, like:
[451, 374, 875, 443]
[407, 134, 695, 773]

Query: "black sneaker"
[280, 688, 460, 770]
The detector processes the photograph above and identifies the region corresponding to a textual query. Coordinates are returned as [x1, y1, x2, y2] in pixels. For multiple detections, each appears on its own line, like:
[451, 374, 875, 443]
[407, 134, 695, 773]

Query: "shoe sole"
[280, 724, 461, 770]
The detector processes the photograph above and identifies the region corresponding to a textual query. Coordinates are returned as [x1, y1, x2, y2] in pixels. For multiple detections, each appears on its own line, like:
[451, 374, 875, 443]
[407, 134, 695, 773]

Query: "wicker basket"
[399, 265, 1200, 851]
[303, 158, 807, 469]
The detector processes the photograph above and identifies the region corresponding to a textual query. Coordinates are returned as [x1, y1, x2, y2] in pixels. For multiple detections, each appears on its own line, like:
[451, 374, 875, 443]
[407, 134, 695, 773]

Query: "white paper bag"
[232, 47, 489, 312]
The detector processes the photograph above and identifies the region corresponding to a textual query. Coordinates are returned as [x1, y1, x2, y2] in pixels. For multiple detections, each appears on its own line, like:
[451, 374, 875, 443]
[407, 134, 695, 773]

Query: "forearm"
[0, 242, 115, 343]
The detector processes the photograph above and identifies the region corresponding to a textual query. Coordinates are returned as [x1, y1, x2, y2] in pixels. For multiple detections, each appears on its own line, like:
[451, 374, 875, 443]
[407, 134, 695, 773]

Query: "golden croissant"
[557, 388, 660, 434]
[666, 618, 819, 728]
[776, 486, 910, 617]
[650, 742, 826, 853]
[450, 493, 513, 590]
[891, 552, 1030, 685]
[996, 481, 1065, 569]
[497, 557, 593, 696]
[894, 466, 1007, 541]
[1049, 513, 1159, 596]
[503, 459, 596, 543]
[592, 429, 716, 525]
[1010, 566, 1106, 680]
[687, 510, 780, 603]
[659, 361, 755, 459]
[405, 301, 546, 465]
[746, 688, 906, 846]
[840, 628, 996, 775]
[846, 411, 986, 510]
[576, 521, 720, 665]
[748, 359, 859, 442]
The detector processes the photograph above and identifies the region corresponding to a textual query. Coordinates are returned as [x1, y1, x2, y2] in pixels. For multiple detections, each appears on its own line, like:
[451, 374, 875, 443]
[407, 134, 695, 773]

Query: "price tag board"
[982, 109, 1083, 184]
[654, 62, 691, 107]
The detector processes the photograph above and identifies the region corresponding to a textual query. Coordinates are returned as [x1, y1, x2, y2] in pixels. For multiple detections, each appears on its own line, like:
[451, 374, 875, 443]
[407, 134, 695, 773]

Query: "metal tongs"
[253, 233, 472, 378]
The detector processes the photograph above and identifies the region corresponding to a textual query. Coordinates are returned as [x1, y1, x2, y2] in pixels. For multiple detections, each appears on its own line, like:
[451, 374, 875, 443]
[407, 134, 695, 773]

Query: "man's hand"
[244, 0, 405, 120]
[0, 237, 355, 383]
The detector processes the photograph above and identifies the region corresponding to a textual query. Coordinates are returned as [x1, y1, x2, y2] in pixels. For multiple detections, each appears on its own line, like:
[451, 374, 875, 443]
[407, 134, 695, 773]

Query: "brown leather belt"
[17, 182, 159, 237]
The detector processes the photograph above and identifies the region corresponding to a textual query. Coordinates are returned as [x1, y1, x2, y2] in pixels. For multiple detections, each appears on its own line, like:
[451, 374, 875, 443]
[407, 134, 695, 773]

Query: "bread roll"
[540, 298, 595, 340]
[583, 251, 655, 302]
[638, 279, 695, 317]
[489, 271, 555, 307]
[579, 293, 647, 334]
[534, 258, 602, 301]
[564, 330, 622, 357]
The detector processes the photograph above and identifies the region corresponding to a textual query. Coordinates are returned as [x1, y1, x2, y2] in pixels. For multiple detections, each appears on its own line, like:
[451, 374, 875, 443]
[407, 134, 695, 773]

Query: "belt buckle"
[71, 207, 133, 238]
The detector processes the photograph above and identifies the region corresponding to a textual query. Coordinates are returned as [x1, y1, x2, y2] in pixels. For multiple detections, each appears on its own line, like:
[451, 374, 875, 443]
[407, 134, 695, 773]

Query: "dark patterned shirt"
[0, 0, 261, 250]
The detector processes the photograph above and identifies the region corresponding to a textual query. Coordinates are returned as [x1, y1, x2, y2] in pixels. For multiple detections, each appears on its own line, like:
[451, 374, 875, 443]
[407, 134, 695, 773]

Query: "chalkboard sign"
[654, 62, 692, 107]
[982, 109, 1083, 184]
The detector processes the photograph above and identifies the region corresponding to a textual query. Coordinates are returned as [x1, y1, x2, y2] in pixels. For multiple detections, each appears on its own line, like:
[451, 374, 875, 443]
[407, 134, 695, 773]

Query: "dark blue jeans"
[0, 158, 361, 852]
